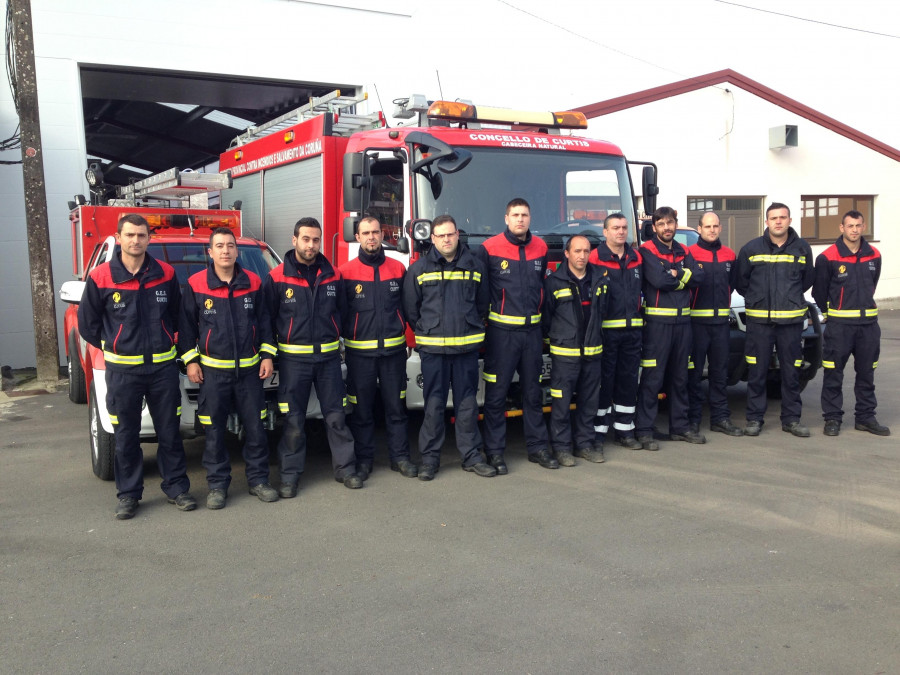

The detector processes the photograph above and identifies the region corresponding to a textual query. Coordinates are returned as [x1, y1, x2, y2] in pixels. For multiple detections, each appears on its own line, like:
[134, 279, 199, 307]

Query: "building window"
[688, 197, 721, 211]
[800, 195, 874, 241]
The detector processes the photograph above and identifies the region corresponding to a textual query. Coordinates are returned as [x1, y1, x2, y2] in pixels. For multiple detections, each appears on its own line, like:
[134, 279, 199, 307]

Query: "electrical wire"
[713, 1, 900, 39]
[2, 3, 22, 162]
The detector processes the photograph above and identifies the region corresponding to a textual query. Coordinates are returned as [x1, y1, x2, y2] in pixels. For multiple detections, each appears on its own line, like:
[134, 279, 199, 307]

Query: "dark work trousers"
[635, 322, 692, 437]
[549, 356, 602, 453]
[482, 326, 548, 458]
[688, 322, 732, 426]
[106, 364, 190, 501]
[196, 366, 270, 491]
[346, 350, 411, 469]
[595, 327, 642, 442]
[418, 350, 483, 469]
[745, 321, 803, 424]
[821, 321, 880, 424]
[277, 356, 356, 485]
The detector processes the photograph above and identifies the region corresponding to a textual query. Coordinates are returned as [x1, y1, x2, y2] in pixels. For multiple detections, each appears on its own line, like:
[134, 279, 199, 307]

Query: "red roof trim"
[575, 69, 900, 162]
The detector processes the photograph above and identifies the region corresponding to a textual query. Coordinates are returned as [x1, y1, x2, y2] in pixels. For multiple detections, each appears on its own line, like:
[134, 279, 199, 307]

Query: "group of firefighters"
[77, 199, 889, 520]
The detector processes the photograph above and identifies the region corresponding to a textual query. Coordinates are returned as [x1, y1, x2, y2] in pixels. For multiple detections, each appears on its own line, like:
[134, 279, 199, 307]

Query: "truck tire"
[67, 332, 87, 404]
[89, 382, 115, 480]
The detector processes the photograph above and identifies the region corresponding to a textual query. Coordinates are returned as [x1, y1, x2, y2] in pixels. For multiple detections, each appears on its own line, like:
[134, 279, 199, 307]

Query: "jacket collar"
[649, 234, 685, 257]
[596, 241, 637, 262]
[504, 228, 531, 247]
[763, 226, 800, 250]
[206, 260, 249, 290]
[358, 247, 386, 267]
[696, 237, 722, 252]
[426, 241, 476, 268]
[283, 249, 335, 280]
[109, 249, 161, 284]
[835, 235, 873, 258]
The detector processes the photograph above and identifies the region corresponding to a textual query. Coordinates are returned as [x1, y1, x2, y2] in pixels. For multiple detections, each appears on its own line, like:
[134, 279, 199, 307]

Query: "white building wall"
[586, 86, 900, 299]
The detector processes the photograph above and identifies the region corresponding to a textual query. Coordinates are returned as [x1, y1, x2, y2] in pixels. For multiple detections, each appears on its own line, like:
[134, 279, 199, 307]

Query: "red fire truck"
[59, 168, 282, 480]
[218, 90, 658, 410]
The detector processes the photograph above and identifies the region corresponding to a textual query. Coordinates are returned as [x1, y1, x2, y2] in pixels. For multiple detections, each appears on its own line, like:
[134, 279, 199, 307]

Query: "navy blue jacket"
[403, 243, 488, 354]
[78, 250, 180, 372]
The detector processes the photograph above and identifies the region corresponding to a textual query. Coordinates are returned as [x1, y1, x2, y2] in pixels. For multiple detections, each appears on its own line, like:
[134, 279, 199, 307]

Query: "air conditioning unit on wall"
[769, 125, 798, 150]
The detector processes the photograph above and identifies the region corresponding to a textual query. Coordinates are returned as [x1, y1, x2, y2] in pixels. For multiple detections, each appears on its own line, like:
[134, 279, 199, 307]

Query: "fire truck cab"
[219, 91, 658, 410]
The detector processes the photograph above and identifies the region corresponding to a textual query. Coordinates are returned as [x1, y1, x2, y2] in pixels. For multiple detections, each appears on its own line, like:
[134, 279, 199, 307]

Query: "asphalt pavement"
[2, 313, 899, 674]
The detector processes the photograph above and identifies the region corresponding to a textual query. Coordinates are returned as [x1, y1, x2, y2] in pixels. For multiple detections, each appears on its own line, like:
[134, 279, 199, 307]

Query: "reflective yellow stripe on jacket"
[690, 308, 731, 318]
[344, 335, 407, 350]
[549, 345, 603, 357]
[826, 307, 878, 319]
[277, 340, 340, 355]
[644, 307, 690, 317]
[417, 270, 482, 283]
[748, 254, 807, 264]
[488, 311, 542, 326]
[416, 333, 485, 347]
[602, 318, 644, 328]
[103, 345, 177, 366]
[745, 308, 807, 320]
[199, 354, 262, 369]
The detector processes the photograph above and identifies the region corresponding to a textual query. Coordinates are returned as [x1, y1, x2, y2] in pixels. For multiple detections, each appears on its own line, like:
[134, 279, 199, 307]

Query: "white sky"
[393, 0, 900, 150]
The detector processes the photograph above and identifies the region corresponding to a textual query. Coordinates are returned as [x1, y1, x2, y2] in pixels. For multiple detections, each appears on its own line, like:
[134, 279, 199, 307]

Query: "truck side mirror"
[343, 153, 364, 212]
[642, 165, 658, 215]
[342, 216, 357, 243]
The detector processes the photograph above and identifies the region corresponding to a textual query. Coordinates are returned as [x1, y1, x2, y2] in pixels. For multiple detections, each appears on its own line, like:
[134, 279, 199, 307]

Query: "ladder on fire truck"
[229, 89, 383, 147]
[111, 168, 233, 206]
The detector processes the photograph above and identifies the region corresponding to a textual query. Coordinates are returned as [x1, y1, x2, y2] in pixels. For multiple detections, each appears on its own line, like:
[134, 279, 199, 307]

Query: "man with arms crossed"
[813, 210, 889, 437]
[78, 214, 195, 519]
[179, 227, 280, 509]
[339, 216, 417, 478]
[635, 206, 705, 450]
[735, 202, 814, 437]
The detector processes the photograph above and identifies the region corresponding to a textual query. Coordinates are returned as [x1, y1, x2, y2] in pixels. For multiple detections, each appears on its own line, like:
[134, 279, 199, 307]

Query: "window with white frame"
[800, 195, 874, 242]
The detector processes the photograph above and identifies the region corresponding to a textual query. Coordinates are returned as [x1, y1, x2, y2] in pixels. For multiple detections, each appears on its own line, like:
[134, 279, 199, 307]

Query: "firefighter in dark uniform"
[590, 213, 644, 452]
[735, 202, 815, 437]
[403, 215, 495, 480]
[339, 216, 418, 479]
[543, 235, 609, 465]
[687, 212, 743, 436]
[635, 206, 706, 450]
[179, 227, 280, 509]
[477, 197, 556, 474]
[77, 213, 195, 519]
[813, 210, 889, 437]
[263, 217, 361, 497]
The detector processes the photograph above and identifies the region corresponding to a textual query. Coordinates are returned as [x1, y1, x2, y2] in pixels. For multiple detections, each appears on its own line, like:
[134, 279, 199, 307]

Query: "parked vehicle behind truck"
[59, 169, 283, 480]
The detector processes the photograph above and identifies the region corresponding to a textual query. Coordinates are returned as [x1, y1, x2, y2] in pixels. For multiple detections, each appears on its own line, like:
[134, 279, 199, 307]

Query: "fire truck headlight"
[412, 220, 432, 241]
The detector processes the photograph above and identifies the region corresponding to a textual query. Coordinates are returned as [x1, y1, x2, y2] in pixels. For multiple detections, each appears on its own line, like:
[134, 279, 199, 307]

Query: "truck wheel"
[89, 382, 115, 480]
[67, 332, 87, 404]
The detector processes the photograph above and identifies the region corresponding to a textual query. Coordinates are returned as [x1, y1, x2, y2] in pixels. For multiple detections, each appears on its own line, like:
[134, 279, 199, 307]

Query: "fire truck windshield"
[413, 147, 636, 246]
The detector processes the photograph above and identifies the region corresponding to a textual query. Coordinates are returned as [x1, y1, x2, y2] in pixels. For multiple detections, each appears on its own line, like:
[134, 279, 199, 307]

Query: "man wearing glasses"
[403, 215, 494, 480]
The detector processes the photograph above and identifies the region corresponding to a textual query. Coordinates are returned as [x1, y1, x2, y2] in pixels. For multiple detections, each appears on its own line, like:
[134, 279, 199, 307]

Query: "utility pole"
[10, 0, 60, 387]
